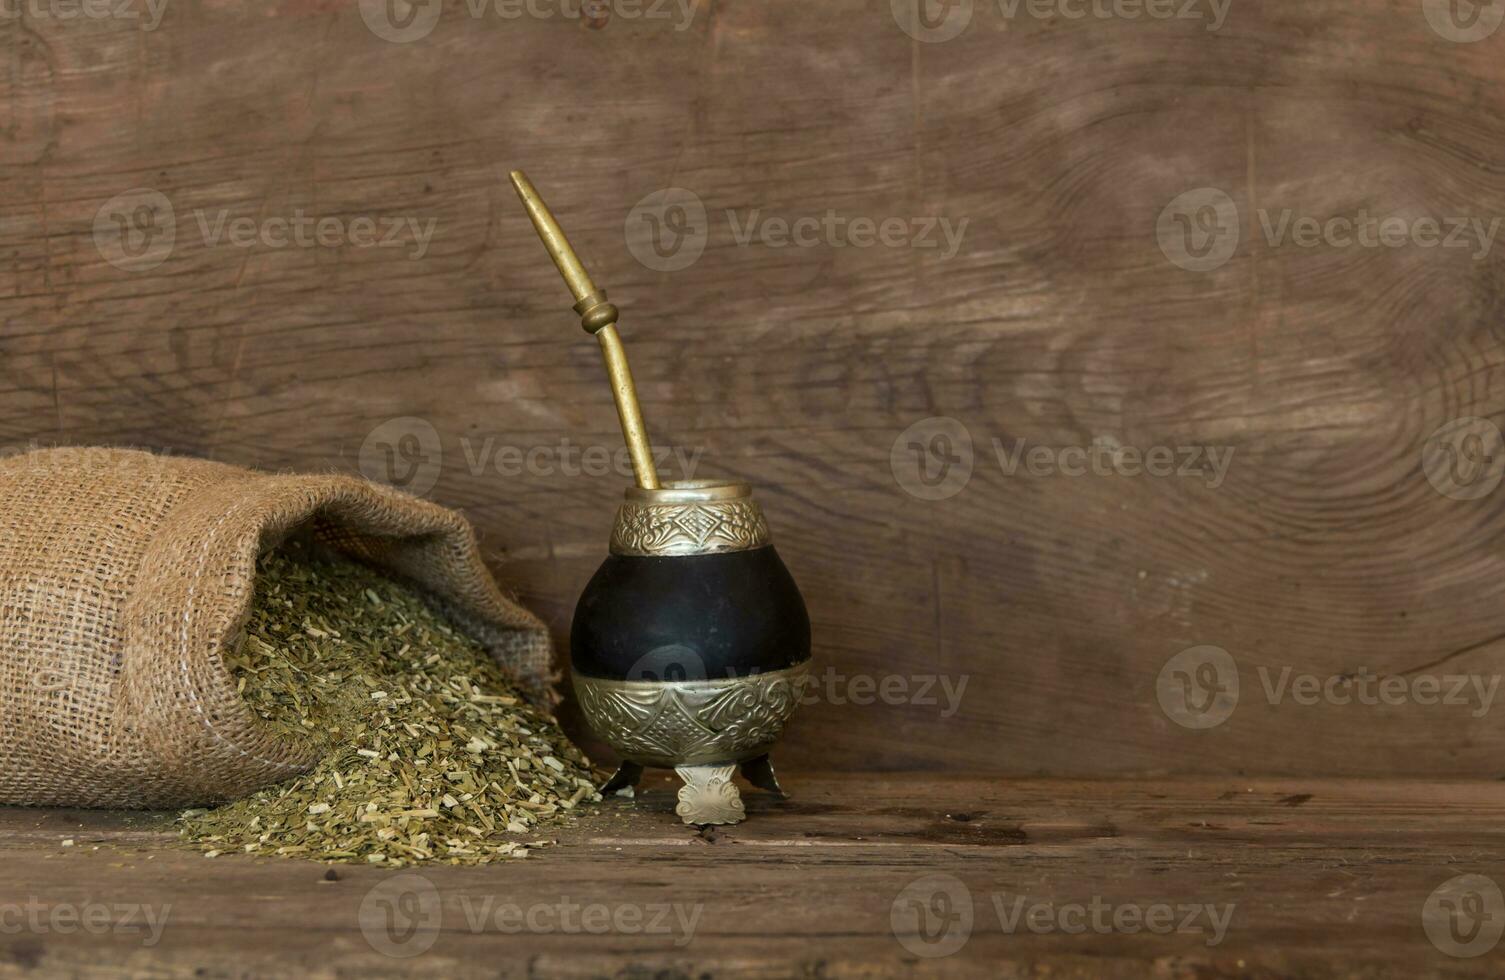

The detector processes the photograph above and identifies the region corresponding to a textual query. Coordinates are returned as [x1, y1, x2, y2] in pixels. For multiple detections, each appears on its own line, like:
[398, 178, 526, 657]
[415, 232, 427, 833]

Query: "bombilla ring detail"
[571, 290, 620, 335]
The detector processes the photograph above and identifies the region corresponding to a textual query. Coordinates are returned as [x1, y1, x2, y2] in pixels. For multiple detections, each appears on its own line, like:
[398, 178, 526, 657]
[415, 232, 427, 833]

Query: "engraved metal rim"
[573, 661, 809, 768]
[610, 480, 770, 557]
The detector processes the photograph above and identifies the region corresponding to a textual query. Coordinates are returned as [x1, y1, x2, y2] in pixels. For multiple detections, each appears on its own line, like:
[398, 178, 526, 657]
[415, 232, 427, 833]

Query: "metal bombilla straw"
[508, 171, 660, 491]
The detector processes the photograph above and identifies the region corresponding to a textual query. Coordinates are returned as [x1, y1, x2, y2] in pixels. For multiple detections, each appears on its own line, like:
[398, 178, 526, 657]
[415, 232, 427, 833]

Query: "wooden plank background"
[2, 0, 1504, 776]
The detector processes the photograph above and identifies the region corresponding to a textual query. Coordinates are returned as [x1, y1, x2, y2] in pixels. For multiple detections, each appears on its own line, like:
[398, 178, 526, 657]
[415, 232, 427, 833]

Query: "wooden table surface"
[2, 774, 1503, 978]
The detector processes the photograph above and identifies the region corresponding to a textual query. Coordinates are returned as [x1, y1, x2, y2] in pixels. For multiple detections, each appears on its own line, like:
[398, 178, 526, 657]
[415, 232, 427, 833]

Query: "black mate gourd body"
[572, 547, 810, 685]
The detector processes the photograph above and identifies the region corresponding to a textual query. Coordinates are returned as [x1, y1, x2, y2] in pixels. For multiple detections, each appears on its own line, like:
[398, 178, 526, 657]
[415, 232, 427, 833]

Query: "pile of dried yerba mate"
[178, 544, 599, 865]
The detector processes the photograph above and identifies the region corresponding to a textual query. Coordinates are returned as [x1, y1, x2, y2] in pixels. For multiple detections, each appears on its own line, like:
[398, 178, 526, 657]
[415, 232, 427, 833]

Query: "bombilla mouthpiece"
[508, 170, 595, 305]
[509, 170, 660, 490]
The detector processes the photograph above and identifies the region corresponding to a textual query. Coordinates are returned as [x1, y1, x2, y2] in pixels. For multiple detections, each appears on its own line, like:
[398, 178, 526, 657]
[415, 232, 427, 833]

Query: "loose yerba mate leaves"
[178, 544, 599, 865]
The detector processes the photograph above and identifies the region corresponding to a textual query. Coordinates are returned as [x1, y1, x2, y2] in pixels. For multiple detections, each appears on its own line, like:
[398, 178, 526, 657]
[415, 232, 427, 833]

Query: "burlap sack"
[0, 447, 554, 809]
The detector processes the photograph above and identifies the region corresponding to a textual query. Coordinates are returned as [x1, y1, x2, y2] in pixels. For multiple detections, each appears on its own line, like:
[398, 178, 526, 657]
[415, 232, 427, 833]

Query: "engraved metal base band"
[573, 662, 808, 769]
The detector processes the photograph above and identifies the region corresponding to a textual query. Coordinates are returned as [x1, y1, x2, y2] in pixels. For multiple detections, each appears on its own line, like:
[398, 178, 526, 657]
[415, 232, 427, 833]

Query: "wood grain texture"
[3, 777, 1505, 977]
[2, 1, 1505, 775]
